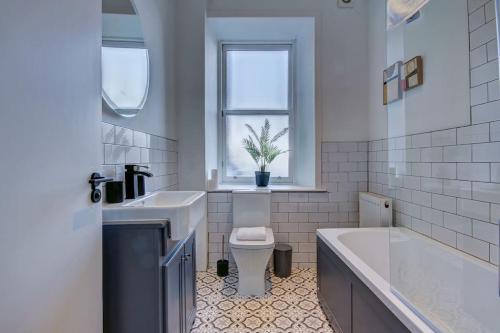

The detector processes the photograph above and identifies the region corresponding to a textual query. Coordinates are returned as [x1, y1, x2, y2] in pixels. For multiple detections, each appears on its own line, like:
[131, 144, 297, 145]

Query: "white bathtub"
[317, 227, 500, 333]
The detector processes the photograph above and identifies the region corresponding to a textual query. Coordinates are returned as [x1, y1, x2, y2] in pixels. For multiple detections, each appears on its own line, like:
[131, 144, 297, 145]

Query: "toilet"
[229, 190, 274, 296]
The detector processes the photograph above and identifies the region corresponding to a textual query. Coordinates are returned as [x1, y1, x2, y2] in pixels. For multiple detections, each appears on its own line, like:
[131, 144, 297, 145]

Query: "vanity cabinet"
[103, 222, 196, 333]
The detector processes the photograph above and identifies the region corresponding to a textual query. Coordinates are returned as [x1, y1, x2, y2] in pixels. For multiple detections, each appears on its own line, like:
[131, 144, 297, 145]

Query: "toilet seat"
[230, 228, 274, 249]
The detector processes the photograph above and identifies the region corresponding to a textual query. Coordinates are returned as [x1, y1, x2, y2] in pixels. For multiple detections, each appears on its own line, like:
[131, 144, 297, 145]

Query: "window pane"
[226, 50, 289, 110]
[226, 115, 289, 178]
[102, 46, 149, 110]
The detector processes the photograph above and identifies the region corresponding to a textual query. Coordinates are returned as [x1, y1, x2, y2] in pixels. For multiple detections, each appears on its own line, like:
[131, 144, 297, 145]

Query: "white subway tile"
[457, 198, 490, 221]
[140, 148, 150, 163]
[412, 190, 432, 207]
[114, 126, 133, 146]
[473, 220, 499, 244]
[470, 20, 497, 49]
[488, 80, 500, 101]
[457, 123, 490, 144]
[457, 163, 490, 181]
[349, 151, 368, 162]
[457, 234, 490, 261]
[421, 147, 443, 162]
[421, 207, 444, 225]
[471, 84, 488, 105]
[412, 133, 431, 148]
[403, 176, 421, 190]
[102, 123, 115, 144]
[298, 203, 319, 212]
[289, 193, 309, 202]
[329, 152, 348, 162]
[279, 203, 298, 213]
[469, 6, 485, 31]
[133, 131, 147, 148]
[271, 193, 289, 202]
[432, 194, 457, 213]
[322, 142, 338, 153]
[471, 59, 499, 86]
[491, 121, 500, 141]
[432, 163, 457, 179]
[491, 163, 500, 183]
[104, 144, 126, 164]
[487, 39, 498, 61]
[473, 181, 500, 203]
[432, 225, 457, 247]
[421, 177, 444, 194]
[485, 1, 496, 21]
[490, 244, 499, 265]
[208, 193, 228, 202]
[444, 213, 472, 235]
[468, 0, 489, 13]
[412, 163, 431, 177]
[470, 45, 488, 68]
[443, 145, 472, 162]
[358, 142, 368, 151]
[473, 142, 500, 162]
[431, 129, 456, 146]
[472, 100, 500, 123]
[125, 147, 141, 164]
[443, 180, 472, 199]
[412, 218, 431, 236]
[490, 203, 500, 224]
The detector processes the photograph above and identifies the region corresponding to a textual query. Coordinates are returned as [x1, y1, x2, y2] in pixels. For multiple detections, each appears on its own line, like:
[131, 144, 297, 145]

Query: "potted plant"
[242, 119, 289, 187]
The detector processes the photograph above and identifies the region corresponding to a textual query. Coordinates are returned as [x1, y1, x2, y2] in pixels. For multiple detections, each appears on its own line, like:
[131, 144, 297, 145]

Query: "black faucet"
[124, 165, 154, 199]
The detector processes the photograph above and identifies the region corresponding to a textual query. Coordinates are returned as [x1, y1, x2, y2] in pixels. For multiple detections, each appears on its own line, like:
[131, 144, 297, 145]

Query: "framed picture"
[404, 56, 423, 91]
[383, 61, 403, 105]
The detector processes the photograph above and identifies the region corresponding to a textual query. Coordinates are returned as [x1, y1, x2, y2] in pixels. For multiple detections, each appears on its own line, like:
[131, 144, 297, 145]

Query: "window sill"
[209, 184, 327, 193]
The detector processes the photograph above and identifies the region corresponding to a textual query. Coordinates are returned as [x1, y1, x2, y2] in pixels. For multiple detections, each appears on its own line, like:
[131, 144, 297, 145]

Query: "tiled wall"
[368, 0, 499, 266]
[469, 0, 499, 123]
[207, 142, 367, 269]
[101, 122, 178, 194]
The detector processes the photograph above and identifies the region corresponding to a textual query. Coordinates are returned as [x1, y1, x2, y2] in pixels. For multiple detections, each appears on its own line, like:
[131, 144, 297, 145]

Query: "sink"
[103, 191, 206, 240]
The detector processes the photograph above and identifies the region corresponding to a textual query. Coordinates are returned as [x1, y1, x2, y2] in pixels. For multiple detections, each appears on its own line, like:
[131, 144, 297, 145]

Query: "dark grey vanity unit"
[103, 221, 196, 333]
[317, 237, 410, 333]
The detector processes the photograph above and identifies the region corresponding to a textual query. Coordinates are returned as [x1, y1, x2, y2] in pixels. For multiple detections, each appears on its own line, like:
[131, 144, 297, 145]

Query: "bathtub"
[317, 227, 500, 333]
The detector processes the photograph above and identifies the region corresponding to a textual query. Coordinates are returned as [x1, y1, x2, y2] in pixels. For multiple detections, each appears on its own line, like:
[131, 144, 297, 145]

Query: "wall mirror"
[102, 0, 149, 118]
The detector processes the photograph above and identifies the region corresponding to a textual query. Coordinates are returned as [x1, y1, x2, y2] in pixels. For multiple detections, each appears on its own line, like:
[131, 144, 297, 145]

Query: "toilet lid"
[229, 228, 275, 249]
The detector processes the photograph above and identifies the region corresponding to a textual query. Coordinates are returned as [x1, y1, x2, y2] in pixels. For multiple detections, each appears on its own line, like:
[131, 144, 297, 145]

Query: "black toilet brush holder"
[217, 235, 229, 277]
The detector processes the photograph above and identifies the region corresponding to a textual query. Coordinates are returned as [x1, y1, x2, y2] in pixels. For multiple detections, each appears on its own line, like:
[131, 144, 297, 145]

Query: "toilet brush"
[216, 235, 229, 277]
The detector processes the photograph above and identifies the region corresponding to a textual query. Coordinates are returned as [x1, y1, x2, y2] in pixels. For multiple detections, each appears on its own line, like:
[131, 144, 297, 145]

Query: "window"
[220, 43, 294, 183]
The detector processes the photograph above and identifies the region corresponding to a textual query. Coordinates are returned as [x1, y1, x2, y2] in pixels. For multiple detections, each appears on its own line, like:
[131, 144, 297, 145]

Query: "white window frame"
[218, 41, 296, 184]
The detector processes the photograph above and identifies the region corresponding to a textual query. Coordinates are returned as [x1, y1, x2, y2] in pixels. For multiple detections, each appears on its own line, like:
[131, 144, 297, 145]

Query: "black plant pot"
[255, 171, 270, 187]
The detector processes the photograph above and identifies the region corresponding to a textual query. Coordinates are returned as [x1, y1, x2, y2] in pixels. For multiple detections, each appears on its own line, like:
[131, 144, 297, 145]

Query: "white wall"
[205, 21, 218, 182]
[176, 0, 208, 190]
[0, 1, 103, 332]
[369, 0, 470, 139]
[103, 0, 177, 139]
[176, 0, 371, 189]
[367, 0, 388, 140]
[206, 0, 370, 143]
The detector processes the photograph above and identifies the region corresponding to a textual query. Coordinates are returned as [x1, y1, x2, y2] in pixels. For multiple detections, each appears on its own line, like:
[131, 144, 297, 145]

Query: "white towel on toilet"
[236, 227, 266, 241]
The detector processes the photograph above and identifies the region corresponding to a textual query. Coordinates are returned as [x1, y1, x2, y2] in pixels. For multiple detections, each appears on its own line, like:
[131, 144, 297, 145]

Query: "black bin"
[273, 244, 292, 278]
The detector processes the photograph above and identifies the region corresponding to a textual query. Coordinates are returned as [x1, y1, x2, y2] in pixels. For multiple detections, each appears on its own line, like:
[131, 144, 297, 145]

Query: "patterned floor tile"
[191, 268, 336, 333]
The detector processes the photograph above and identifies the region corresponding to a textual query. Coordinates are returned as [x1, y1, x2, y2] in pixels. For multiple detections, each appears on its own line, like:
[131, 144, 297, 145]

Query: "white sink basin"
[103, 191, 206, 240]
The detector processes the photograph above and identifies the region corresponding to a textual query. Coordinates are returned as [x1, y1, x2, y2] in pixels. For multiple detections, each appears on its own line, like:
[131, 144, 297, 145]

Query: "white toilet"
[229, 190, 274, 296]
